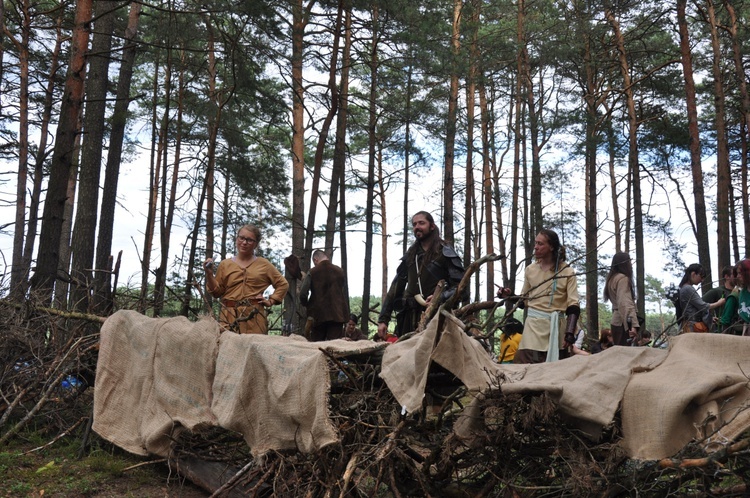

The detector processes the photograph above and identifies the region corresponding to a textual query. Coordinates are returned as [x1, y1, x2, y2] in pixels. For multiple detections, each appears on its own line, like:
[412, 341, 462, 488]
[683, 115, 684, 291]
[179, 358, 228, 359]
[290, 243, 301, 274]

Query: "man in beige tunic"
[499, 229, 580, 363]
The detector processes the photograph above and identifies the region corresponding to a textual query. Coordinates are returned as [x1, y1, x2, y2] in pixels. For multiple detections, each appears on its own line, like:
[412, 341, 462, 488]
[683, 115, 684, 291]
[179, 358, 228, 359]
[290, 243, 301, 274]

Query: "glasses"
[237, 235, 257, 244]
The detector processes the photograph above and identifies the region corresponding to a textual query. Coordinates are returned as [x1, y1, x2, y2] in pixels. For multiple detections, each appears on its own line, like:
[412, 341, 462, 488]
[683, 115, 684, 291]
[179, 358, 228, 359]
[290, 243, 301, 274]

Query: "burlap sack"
[387, 314, 750, 460]
[212, 333, 338, 456]
[94, 311, 384, 458]
[93, 311, 220, 456]
[622, 333, 750, 459]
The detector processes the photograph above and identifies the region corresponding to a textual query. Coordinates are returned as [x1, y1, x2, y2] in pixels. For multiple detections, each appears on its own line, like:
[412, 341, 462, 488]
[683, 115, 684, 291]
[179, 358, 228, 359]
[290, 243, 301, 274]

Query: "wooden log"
[169, 456, 272, 498]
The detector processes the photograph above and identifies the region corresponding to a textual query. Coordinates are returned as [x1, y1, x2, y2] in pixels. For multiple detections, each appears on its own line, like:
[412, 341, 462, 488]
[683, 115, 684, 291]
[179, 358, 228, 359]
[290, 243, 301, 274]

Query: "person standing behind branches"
[204, 224, 289, 334]
[498, 229, 580, 364]
[678, 263, 724, 333]
[738, 260, 750, 336]
[603, 252, 640, 346]
[715, 264, 742, 335]
[378, 211, 468, 337]
[344, 314, 367, 341]
[498, 317, 523, 364]
[300, 250, 349, 342]
[704, 266, 735, 331]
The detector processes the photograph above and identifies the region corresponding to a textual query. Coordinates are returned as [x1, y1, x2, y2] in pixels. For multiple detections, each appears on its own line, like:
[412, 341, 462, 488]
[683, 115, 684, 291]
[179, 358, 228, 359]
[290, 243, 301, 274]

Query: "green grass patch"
[0, 427, 195, 497]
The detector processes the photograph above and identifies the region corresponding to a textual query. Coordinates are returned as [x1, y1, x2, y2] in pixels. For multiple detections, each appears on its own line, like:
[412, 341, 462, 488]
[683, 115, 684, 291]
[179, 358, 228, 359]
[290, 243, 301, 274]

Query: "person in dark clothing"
[703, 265, 735, 332]
[678, 263, 724, 333]
[344, 314, 367, 341]
[377, 211, 468, 337]
[300, 250, 349, 341]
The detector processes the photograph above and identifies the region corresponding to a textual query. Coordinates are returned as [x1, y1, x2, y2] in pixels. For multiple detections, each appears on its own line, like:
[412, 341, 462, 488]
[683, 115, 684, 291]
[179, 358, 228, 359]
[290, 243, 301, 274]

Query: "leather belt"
[222, 299, 253, 308]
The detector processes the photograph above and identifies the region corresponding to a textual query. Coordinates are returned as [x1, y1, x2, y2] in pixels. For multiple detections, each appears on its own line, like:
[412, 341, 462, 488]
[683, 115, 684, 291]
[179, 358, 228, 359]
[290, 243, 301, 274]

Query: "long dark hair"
[405, 211, 445, 267]
[538, 228, 566, 264]
[499, 317, 524, 342]
[603, 252, 635, 302]
[679, 263, 704, 287]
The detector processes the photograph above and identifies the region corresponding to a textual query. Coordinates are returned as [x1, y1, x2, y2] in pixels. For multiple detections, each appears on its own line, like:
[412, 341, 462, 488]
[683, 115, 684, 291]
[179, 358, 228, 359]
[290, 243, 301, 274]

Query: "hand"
[253, 295, 272, 307]
[377, 322, 388, 339]
[563, 332, 576, 349]
[204, 258, 215, 271]
[496, 287, 511, 299]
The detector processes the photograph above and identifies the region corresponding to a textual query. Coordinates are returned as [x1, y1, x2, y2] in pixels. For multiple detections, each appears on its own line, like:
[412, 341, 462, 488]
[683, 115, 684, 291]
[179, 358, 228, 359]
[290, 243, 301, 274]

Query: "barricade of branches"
[0, 297, 101, 449]
[3, 283, 750, 497]
[162, 350, 750, 497]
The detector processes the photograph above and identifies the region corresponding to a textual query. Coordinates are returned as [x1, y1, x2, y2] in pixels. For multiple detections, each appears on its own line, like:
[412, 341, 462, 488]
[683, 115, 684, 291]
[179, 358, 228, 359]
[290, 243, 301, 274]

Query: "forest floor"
[0, 430, 208, 498]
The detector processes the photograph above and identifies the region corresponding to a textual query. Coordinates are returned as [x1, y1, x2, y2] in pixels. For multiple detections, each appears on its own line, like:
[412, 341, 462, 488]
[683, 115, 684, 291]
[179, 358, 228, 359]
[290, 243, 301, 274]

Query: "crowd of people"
[679, 260, 750, 336]
[202, 215, 750, 361]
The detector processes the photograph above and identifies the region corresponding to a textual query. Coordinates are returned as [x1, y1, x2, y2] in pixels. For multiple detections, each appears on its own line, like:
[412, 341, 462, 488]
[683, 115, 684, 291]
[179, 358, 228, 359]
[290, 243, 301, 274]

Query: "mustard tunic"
[208, 257, 289, 334]
[518, 262, 580, 352]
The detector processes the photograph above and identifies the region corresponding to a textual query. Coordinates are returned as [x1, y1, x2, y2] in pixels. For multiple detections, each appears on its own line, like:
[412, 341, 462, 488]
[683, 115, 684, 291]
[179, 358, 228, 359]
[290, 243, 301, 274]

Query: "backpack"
[665, 283, 683, 324]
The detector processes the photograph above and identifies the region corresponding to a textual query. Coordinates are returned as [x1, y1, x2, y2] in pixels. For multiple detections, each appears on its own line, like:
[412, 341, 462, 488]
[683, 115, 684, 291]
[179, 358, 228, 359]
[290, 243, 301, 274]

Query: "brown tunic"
[208, 257, 289, 334]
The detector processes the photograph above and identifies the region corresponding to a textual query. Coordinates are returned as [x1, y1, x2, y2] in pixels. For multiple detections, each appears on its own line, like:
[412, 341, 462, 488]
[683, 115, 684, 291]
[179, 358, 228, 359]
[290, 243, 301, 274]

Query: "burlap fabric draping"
[380, 313, 750, 460]
[93, 311, 220, 456]
[621, 332, 750, 459]
[93, 310, 383, 457]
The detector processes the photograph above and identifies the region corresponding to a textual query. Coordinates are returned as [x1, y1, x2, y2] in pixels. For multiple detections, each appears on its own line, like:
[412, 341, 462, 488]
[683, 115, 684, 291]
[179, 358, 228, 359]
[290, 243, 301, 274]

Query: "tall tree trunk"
[22, 11, 64, 302]
[338, 159, 349, 317]
[361, 2, 378, 333]
[54, 147, 80, 310]
[479, 83, 494, 300]
[443, 0, 462, 243]
[30, 0, 93, 303]
[304, 1, 343, 266]
[154, 45, 187, 317]
[605, 121, 622, 252]
[677, 0, 712, 287]
[463, 1, 477, 293]
[583, 33, 599, 338]
[606, 9, 644, 316]
[7, 0, 30, 300]
[325, 2, 351, 254]
[93, 2, 142, 314]
[70, 0, 116, 312]
[182, 177, 208, 318]
[519, 0, 542, 239]
[702, 0, 731, 276]
[723, 0, 750, 258]
[201, 13, 222, 317]
[140, 49, 169, 312]
[402, 64, 413, 253]
[378, 143, 388, 300]
[489, 89, 510, 288]
[509, 77, 522, 285]
[287, 0, 310, 334]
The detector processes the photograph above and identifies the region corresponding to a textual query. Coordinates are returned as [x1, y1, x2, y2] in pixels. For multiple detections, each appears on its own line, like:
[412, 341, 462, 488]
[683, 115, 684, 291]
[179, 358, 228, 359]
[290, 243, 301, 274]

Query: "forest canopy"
[0, 0, 747, 337]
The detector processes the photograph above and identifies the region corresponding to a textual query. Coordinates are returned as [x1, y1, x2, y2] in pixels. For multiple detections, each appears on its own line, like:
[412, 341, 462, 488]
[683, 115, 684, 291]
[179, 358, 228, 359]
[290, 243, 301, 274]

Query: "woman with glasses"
[204, 224, 288, 334]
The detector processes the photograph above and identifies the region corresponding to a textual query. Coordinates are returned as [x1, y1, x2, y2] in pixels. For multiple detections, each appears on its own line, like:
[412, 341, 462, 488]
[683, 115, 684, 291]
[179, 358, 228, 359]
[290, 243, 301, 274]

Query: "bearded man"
[377, 211, 468, 337]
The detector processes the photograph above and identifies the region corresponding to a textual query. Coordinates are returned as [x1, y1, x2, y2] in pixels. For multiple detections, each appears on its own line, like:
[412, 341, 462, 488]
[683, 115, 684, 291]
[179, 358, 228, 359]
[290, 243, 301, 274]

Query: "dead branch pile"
[2, 300, 750, 497]
[168, 356, 750, 498]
